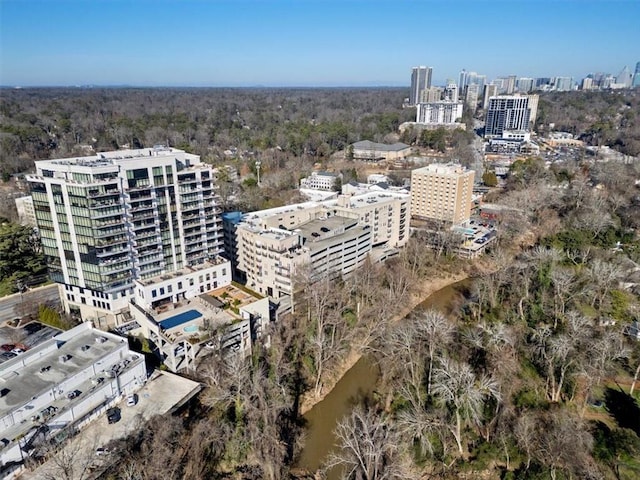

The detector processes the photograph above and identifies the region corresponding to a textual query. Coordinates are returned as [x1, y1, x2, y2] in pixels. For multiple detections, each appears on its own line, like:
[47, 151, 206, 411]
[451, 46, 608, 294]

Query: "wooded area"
[2, 87, 640, 479]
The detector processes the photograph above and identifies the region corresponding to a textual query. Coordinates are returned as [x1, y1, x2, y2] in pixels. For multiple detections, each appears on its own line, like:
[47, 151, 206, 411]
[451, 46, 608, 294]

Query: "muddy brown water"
[296, 279, 470, 476]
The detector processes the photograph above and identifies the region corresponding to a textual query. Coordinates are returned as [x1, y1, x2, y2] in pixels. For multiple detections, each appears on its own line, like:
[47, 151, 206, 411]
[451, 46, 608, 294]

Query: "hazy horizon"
[1, 0, 638, 87]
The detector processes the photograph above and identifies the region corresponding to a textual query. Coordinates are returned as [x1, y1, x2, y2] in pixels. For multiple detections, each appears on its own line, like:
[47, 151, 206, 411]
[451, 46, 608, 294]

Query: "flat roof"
[0, 327, 126, 420]
[296, 215, 358, 244]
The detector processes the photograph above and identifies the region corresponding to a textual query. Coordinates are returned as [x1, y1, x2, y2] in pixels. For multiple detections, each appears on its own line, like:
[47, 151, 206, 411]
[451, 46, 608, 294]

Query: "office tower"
[484, 95, 538, 138]
[482, 84, 498, 109]
[617, 65, 632, 88]
[516, 77, 534, 93]
[581, 77, 594, 90]
[554, 77, 573, 91]
[505, 75, 517, 94]
[444, 82, 459, 102]
[465, 83, 480, 111]
[459, 69, 468, 89]
[535, 77, 551, 89]
[410, 66, 433, 105]
[416, 101, 464, 124]
[634, 62, 640, 88]
[27, 146, 224, 322]
[410, 163, 475, 225]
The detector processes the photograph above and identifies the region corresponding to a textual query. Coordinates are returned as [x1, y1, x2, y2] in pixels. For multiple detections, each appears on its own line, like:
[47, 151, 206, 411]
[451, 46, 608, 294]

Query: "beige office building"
[410, 163, 474, 225]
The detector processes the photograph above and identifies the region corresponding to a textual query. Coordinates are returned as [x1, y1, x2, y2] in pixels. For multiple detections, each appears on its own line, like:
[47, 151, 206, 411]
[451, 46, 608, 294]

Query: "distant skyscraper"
[581, 77, 594, 90]
[484, 95, 538, 139]
[633, 62, 640, 88]
[410, 66, 433, 106]
[516, 77, 534, 93]
[617, 65, 632, 88]
[459, 69, 468, 89]
[505, 75, 517, 94]
[465, 84, 480, 111]
[554, 77, 573, 91]
[482, 84, 498, 109]
[444, 82, 458, 102]
[419, 86, 443, 103]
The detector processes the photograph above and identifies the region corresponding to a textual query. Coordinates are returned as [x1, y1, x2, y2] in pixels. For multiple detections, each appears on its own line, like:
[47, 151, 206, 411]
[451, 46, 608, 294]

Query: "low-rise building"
[299, 171, 342, 191]
[351, 141, 412, 162]
[130, 283, 269, 372]
[0, 323, 147, 466]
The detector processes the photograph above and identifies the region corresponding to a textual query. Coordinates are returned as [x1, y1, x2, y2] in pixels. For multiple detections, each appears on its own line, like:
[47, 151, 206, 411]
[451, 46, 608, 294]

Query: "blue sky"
[1, 0, 638, 87]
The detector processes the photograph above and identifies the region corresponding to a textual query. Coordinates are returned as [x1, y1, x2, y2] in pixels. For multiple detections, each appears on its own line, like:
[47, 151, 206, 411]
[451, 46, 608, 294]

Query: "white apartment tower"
[27, 146, 224, 323]
[410, 163, 474, 225]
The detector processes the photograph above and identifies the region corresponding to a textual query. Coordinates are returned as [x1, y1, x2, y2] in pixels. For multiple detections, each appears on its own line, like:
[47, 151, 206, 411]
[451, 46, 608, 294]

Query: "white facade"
[299, 171, 342, 191]
[133, 258, 231, 311]
[14, 196, 37, 228]
[26, 147, 224, 325]
[416, 102, 463, 125]
[0, 322, 146, 466]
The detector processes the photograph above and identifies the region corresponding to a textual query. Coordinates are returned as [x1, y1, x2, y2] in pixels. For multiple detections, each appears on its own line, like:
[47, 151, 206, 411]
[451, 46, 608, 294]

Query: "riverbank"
[298, 266, 473, 415]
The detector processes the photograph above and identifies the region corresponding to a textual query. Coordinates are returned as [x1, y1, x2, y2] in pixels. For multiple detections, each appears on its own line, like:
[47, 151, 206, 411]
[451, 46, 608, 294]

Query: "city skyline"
[1, 0, 639, 87]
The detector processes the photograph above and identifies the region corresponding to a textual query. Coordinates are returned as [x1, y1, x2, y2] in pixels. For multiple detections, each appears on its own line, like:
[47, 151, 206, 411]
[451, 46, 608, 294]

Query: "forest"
[1, 87, 640, 479]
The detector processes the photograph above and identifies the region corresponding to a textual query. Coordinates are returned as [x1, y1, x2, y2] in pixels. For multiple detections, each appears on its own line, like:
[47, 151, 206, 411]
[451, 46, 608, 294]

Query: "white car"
[126, 394, 137, 407]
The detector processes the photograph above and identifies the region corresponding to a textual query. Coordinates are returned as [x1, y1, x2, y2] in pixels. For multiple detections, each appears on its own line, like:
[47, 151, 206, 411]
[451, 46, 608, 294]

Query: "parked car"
[106, 407, 120, 424]
[126, 394, 137, 407]
[11, 348, 25, 355]
[67, 390, 80, 399]
[95, 447, 110, 456]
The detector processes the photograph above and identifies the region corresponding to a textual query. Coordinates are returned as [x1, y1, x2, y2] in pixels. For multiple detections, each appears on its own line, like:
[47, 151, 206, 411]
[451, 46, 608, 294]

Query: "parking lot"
[0, 321, 60, 364]
[21, 370, 202, 479]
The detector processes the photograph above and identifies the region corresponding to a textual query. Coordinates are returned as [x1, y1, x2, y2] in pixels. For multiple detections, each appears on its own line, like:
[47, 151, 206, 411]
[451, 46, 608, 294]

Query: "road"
[0, 284, 60, 323]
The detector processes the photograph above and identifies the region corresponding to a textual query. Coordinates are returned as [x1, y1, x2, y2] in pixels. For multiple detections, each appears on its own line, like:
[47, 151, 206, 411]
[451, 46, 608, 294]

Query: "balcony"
[89, 200, 120, 209]
[88, 189, 120, 199]
[96, 245, 129, 257]
[137, 254, 163, 266]
[94, 227, 127, 239]
[100, 261, 132, 276]
[97, 235, 129, 247]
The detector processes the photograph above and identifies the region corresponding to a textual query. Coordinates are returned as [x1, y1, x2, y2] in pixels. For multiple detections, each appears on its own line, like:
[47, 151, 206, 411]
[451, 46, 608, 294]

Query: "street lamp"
[255, 161, 261, 186]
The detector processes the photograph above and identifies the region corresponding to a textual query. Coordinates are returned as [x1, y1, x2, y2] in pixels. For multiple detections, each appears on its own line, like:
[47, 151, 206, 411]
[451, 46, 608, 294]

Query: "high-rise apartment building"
[581, 77, 594, 90]
[482, 84, 498, 109]
[410, 163, 474, 225]
[416, 101, 463, 124]
[444, 82, 459, 102]
[554, 77, 573, 91]
[465, 83, 480, 110]
[410, 66, 433, 105]
[27, 146, 224, 322]
[484, 95, 538, 139]
[419, 86, 443, 103]
[516, 77, 534, 93]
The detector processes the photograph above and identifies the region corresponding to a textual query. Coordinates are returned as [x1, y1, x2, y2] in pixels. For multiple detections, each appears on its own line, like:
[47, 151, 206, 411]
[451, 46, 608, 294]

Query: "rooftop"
[352, 140, 410, 152]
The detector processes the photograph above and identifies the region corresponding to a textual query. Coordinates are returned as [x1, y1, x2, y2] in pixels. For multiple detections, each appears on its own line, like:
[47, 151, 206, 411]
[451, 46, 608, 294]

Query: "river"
[295, 279, 470, 476]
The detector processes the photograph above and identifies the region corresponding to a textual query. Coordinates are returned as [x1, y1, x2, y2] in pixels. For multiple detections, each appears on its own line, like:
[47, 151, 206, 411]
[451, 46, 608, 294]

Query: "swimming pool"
[159, 310, 202, 330]
[183, 325, 199, 333]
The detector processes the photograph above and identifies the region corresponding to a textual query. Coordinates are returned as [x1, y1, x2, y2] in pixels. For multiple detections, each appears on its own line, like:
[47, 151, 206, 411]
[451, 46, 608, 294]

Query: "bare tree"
[431, 357, 501, 455]
[324, 406, 403, 480]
